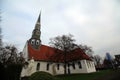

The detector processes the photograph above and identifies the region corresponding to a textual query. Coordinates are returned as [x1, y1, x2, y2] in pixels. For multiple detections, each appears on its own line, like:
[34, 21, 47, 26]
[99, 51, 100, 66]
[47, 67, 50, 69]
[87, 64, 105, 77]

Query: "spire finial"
[35, 12, 41, 30]
[37, 11, 41, 24]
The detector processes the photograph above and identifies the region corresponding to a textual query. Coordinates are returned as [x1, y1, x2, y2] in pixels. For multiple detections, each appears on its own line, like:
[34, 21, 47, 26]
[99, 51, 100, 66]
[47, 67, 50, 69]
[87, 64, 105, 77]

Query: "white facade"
[22, 41, 28, 61]
[21, 59, 96, 77]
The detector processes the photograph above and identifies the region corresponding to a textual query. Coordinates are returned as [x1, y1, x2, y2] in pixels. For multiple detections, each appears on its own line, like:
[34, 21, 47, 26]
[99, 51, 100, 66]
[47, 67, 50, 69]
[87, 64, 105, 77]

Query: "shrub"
[29, 71, 58, 80]
[5, 63, 23, 80]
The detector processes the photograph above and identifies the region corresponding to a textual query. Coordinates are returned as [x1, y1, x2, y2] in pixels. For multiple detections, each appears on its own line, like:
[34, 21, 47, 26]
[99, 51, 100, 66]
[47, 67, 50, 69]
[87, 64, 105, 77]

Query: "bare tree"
[0, 45, 24, 65]
[49, 34, 94, 74]
[49, 34, 77, 74]
[93, 55, 102, 69]
[0, 45, 24, 80]
[78, 44, 93, 57]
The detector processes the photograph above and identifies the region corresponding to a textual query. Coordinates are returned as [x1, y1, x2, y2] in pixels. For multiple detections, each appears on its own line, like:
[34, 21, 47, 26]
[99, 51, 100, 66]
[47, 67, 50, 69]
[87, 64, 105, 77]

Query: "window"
[36, 40, 40, 45]
[87, 61, 90, 68]
[92, 62, 94, 67]
[90, 62, 92, 67]
[78, 61, 82, 69]
[89, 62, 91, 68]
[57, 64, 60, 70]
[64, 64, 66, 69]
[46, 63, 49, 70]
[68, 63, 70, 67]
[31, 39, 35, 45]
[89, 62, 92, 67]
[72, 62, 75, 69]
[36, 63, 40, 71]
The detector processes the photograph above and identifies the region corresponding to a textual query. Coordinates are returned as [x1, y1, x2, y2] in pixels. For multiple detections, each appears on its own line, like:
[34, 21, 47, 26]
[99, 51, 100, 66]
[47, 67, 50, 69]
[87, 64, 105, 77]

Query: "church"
[21, 13, 96, 77]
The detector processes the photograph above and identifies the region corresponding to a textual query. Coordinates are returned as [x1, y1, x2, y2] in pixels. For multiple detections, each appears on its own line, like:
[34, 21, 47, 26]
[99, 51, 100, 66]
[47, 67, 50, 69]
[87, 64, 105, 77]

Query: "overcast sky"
[1, 0, 120, 57]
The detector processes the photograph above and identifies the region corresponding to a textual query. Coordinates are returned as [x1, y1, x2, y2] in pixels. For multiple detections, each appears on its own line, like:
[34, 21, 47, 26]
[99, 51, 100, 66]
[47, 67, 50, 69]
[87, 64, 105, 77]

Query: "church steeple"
[35, 12, 41, 30]
[32, 12, 41, 39]
[29, 12, 41, 49]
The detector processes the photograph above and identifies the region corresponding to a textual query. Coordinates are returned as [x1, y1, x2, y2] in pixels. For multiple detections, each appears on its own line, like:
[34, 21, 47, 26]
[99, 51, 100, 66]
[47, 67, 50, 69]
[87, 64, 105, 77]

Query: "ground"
[55, 69, 120, 80]
[94, 69, 120, 80]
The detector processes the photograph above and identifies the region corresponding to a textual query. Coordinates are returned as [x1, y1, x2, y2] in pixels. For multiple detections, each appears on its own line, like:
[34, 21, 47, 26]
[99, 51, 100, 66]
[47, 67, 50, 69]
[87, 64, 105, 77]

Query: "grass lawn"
[55, 69, 120, 80]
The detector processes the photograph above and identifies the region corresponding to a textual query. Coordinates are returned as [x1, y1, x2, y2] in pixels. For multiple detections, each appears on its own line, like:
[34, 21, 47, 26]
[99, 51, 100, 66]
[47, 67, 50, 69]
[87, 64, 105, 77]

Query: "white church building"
[21, 13, 96, 78]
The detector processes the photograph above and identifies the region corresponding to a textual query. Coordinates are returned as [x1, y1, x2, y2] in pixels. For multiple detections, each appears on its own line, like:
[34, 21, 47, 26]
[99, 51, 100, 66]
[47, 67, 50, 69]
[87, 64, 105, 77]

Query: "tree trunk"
[64, 51, 67, 75]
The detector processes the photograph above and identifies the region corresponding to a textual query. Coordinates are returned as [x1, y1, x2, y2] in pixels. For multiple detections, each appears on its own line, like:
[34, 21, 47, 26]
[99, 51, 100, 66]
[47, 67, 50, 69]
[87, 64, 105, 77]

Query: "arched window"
[78, 61, 82, 69]
[87, 61, 90, 68]
[68, 63, 70, 68]
[72, 62, 75, 69]
[36, 40, 40, 45]
[36, 63, 40, 71]
[46, 63, 49, 70]
[57, 64, 60, 70]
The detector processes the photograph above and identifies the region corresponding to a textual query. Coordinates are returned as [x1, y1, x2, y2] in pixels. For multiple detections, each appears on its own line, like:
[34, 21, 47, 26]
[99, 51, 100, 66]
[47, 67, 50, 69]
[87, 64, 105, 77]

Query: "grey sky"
[1, 0, 120, 57]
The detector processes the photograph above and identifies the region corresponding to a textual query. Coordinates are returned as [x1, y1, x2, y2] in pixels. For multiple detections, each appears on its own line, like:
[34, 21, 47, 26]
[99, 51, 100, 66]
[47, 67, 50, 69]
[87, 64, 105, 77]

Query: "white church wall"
[21, 59, 96, 77]
[88, 61, 96, 73]
[22, 41, 28, 61]
[35, 61, 53, 74]
[69, 60, 87, 74]
[21, 67, 29, 77]
[84, 60, 96, 73]
[21, 59, 36, 77]
[33, 61, 64, 75]
[52, 63, 64, 75]
[68, 60, 96, 74]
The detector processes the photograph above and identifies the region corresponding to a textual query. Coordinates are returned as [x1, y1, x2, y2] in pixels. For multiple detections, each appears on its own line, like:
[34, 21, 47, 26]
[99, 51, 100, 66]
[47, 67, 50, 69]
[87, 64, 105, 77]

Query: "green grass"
[55, 69, 120, 80]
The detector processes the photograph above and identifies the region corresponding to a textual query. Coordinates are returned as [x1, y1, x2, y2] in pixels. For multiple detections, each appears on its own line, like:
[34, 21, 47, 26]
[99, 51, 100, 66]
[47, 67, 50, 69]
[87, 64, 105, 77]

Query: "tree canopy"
[49, 34, 77, 52]
[49, 34, 93, 56]
[0, 45, 24, 64]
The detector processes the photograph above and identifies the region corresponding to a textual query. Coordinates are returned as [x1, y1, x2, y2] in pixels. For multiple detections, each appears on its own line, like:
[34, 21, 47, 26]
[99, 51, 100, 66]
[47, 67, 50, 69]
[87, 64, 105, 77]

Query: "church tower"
[29, 13, 41, 49]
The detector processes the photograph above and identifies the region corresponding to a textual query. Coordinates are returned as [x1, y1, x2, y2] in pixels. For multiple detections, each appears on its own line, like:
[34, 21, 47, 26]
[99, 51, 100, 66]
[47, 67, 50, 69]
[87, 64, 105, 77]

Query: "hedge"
[29, 71, 60, 80]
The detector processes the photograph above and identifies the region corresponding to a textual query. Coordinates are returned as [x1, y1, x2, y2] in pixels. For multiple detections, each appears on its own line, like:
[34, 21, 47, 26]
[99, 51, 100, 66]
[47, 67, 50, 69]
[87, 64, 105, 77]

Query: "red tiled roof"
[28, 43, 91, 62]
[28, 43, 56, 61]
[49, 48, 92, 62]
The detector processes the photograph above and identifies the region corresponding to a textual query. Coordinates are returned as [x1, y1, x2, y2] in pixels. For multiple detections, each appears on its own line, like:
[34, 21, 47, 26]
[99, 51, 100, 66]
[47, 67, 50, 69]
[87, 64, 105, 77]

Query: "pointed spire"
[31, 12, 41, 39]
[29, 12, 42, 49]
[37, 11, 41, 23]
[35, 11, 41, 27]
